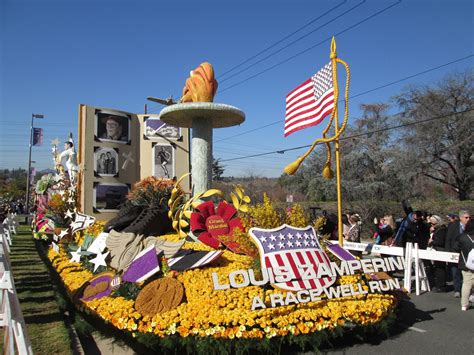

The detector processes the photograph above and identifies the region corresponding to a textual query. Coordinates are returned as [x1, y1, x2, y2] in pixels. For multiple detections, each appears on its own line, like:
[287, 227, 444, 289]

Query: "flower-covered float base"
[47, 233, 399, 353]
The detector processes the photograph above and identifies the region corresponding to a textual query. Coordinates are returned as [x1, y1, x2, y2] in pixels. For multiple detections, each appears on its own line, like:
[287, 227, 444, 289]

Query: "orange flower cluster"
[47, 235, 398, 340]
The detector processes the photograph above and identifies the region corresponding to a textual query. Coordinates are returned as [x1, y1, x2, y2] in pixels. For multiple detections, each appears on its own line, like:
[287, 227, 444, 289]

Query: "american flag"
[249, 225, 335, 292]
[284, 62, 334, 136]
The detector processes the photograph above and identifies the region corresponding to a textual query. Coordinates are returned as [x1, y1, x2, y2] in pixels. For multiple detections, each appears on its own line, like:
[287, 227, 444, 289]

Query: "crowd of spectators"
[369, 207, 472, 311]
[0, 197, 25, 223]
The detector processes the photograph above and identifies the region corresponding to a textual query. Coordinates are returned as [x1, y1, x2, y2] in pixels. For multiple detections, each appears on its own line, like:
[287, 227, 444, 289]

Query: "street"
[323, 289, 474, 354]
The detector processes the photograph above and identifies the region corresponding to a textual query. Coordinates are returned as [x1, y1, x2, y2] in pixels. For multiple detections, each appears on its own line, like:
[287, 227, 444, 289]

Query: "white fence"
[328, 240, 460, 295]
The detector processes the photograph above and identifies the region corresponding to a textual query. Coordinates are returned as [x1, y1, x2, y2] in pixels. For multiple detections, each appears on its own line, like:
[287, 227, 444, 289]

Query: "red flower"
[190, 201, 244, 249]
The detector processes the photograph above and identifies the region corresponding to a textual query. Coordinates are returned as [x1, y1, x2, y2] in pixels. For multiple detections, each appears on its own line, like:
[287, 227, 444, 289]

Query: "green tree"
[212, 158, 225, 181]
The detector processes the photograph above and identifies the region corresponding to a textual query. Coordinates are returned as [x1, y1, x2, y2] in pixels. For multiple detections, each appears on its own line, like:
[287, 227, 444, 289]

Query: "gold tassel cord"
[284, 57, 350, 176]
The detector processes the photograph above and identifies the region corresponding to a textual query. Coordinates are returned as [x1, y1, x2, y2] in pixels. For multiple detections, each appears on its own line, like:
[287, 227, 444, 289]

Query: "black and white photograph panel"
[144, 117, 180, 140]
[93, 183, 129, 212]
[94, 147, 119, 176]
[95, 110, 130, 143]
[153, 144, 174, 179]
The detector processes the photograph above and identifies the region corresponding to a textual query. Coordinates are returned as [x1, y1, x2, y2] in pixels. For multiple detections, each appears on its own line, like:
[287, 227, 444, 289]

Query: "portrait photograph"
[94, 147, 119, 177]
[95, 110, 131, 144]
[144, 117, 180, 140]
[153, 144, 175, 179]
[93, 183, 129, 212]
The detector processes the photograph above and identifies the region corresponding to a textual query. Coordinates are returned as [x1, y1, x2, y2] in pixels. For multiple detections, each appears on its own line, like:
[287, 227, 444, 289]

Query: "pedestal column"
[191, 117, 212, 195]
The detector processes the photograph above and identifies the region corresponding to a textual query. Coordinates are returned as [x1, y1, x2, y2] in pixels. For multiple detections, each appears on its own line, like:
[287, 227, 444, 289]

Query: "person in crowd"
[345, 214, 362, 257]
[342, 214, 350, 240]
[427, 215, 448, 292]
[373, 215, 396, 245]
[415, 210, 431, 249]
[445, 210, 471, 298]
[453, 220, 473, 311]
[392, 211, 419, 247]
[446, 213, 458, 224]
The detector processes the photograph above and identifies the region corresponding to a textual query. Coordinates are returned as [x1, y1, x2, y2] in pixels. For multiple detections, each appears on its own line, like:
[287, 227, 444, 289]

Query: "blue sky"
[1, 0, 472, 177]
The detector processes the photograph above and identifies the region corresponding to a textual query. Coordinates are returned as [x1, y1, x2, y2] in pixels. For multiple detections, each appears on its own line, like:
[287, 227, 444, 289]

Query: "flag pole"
[330, 38, 344, 247]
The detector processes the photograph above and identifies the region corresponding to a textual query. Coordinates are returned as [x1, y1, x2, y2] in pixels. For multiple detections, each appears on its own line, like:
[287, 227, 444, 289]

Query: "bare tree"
[395, 70, 474, 200]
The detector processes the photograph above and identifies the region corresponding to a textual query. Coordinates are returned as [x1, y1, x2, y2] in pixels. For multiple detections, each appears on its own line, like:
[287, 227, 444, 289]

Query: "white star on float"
[295, 241, 302, 247]
[70, 247, 82, 263]
[53, 234, 59, 242]
[51, 138, 60, 146]
[259, 236, 267, 243]
[287, 241, 294, 248]
[278, 242, 285, 249]
[268, 243, 275, 250]
[89, 251, 109, 272]
[67, 197, 75, 204]
[58, 189, 65, 196]
[269, 234, 277, 241]
[65, 210, 74, 219]
[278, 233, 285, 240]
[303, 233, 310, 239]
[58, 229, 69, 239]
[296, 233, 302, 239]
[51, 146, 57, 153]
[303, 240, 310, 246]
[287, 233, 294, 240]
[310, 240, 317, 247]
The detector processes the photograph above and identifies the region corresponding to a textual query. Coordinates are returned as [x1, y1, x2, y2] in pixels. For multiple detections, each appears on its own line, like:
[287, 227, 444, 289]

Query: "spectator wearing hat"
[101, 116, 127, 141]
[447, 213, 458, 223]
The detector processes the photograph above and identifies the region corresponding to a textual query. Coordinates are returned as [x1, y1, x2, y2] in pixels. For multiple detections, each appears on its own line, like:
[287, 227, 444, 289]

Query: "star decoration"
[259, 236, 267, 243]
[67, 197, 75, 204]
[51, 147, 57, 153]
[269, 234, 277, 241]
[287, 241, 294, 247]
[278, 242, 285, 249]
[268, 243, 275, 250]
[278, 233, 285, 240]
[58, 189, 65, 196]
[295, 241, 302, 247]
[70, 247, 82, 263]
[296, 233, 302, 239]
[89, 251, 109, 272]
[58, 229, 69, 239]
[65, 210, 74, 219]
[51, 138, 60, 146]
[287, 233, 294, 240]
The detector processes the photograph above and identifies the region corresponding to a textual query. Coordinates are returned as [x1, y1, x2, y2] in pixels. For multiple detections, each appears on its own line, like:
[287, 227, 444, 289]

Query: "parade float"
[35, 39, 402, 353]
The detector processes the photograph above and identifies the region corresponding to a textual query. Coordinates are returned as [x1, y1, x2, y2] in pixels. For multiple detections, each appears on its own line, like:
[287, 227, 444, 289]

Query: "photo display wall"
[78, 105, 190, 220]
